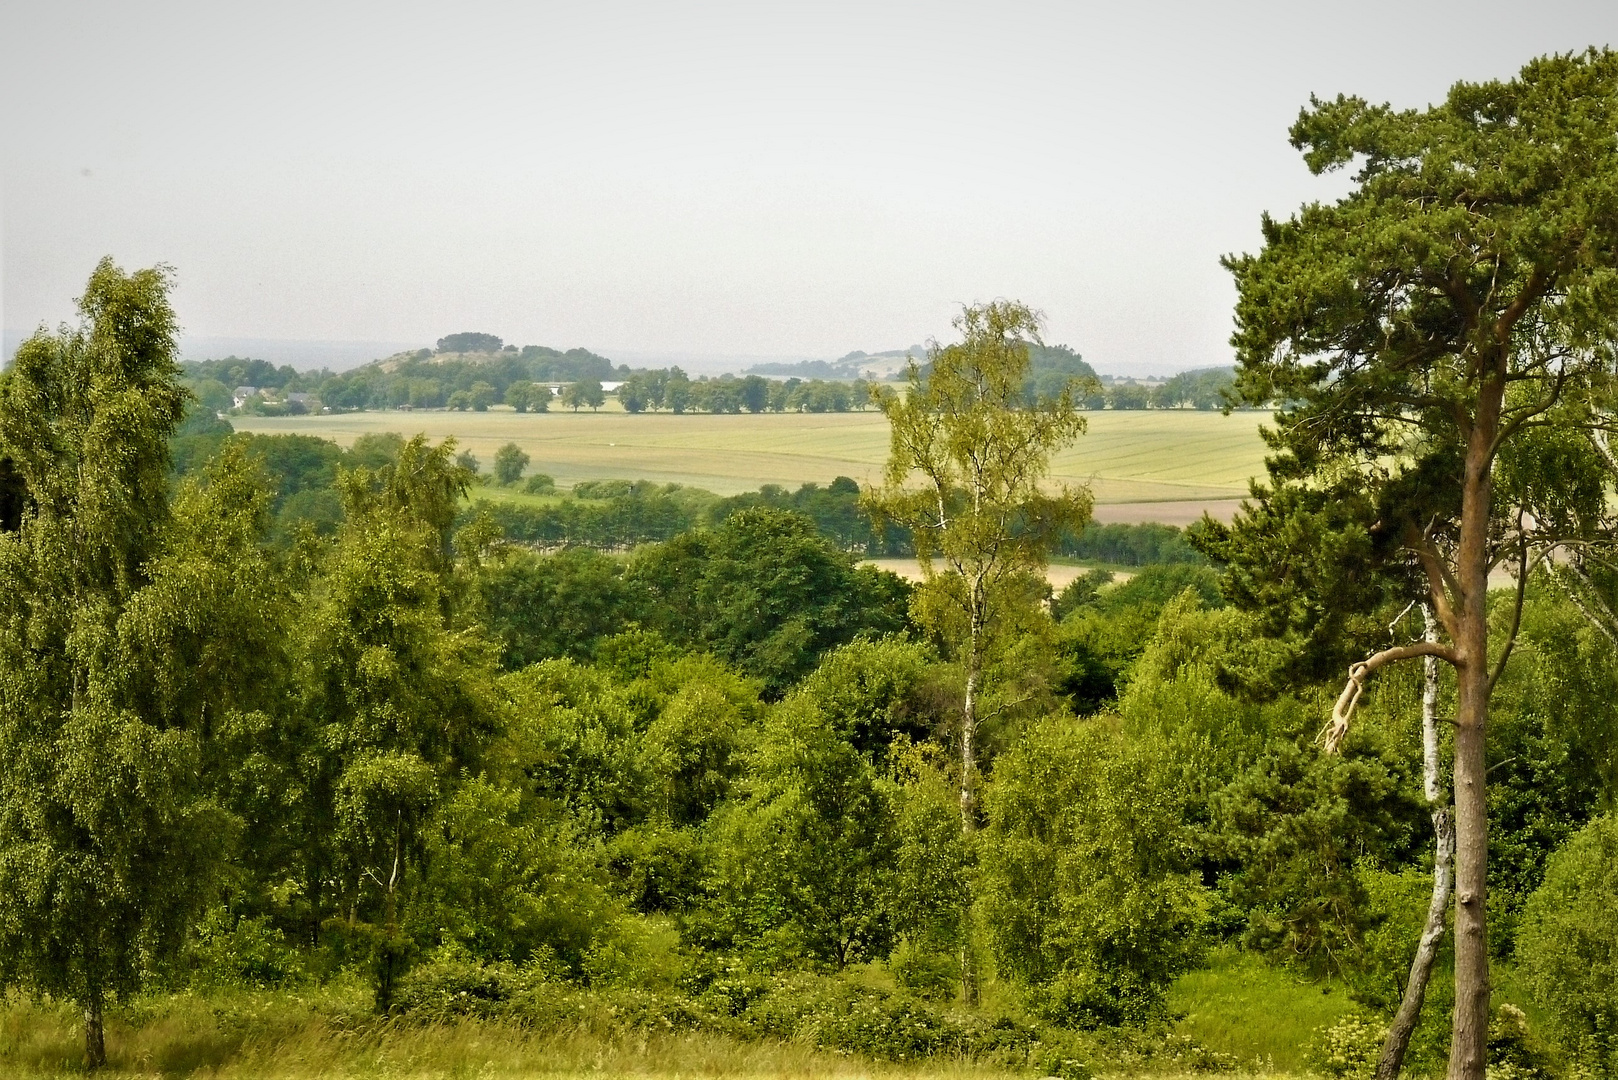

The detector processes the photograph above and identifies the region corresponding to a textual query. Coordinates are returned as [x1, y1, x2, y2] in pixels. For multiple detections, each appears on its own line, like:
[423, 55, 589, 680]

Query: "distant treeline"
[1076, 368, 1239, 411]
[180, 346, 627, 415]
[176, 341, 1238, 418]
[478, 475, 1202, 565]
[482, 477, 908, 554]
[1057, 521, 1203, 564]
[616, 372, 875, 414]
[480, 482, 719, 549]
[1146, 367, 1238, 410]
[318, 347, 624, 411]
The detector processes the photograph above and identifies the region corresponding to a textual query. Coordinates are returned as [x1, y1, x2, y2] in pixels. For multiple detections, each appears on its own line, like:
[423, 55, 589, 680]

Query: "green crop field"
[233, 408, 1271, 509]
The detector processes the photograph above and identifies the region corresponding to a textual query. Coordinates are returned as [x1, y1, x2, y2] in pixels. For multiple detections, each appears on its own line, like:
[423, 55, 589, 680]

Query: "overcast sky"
[3, 1, 1614, 374]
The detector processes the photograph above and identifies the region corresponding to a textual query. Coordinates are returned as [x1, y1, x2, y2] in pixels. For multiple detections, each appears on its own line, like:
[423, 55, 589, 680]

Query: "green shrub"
[392, 952, 544, 1019]
[1212, 737, 1421, 974]
[698, 694, 897, 969]
[1487, 1003, 1560, 1080]
[1307, 1011, 1386, 1080]
[889, 744, 969, 982]
[730, 974, 1037, 1063]
[192, 908, 305, 987]
[417, 774, 621, 973]
[979, 717, 1209, 1027]
[392, 957, 1037, 1065]
[605, 822, 706, 914]
[393, 950, 700, 1031]
[1034, 1026, 1238, 1077]
[581, 914, 689, 988]
[1518, 812, 1618, 1076]
[493, 442, 530, 486]
[890, 944, 958, 1001]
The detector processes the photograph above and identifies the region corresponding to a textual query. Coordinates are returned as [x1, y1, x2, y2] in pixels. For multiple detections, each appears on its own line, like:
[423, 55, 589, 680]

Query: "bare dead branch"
[1322, 640, 1457, 754]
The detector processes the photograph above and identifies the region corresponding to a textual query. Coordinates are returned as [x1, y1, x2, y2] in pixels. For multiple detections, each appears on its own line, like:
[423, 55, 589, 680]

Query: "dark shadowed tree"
[628, 508, 910, 695]
[436, 332, 502, 354]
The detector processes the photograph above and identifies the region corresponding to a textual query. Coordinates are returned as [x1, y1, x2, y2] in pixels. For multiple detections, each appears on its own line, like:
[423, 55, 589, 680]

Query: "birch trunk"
[1447, 391, 1497, 1080]
[84, 987, 105, 1069]
[959, 599, 982, 1006]
[1375, 608, 1453, 1080]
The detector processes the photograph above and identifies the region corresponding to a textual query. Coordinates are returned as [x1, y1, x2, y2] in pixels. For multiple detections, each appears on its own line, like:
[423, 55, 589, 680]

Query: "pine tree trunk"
[1447, 416, 1496, 1080]
[1376, 611, 1452, 1080]
[83, 989, 106, 1069]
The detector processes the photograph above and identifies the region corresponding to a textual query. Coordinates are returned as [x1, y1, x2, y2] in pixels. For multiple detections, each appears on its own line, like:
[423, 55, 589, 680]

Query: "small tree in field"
[493, 442, 530, 486]
[1206, 50, 1618, 1080]
[504, 381, 536, 412]
[565, 378, 605, 412]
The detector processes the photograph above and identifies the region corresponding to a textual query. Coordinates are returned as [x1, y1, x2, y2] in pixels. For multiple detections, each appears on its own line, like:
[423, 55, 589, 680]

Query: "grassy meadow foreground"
[0, 952, 1388, 1080]
[0, 951, 1555, 1080]
[232, 407, 1269, 507]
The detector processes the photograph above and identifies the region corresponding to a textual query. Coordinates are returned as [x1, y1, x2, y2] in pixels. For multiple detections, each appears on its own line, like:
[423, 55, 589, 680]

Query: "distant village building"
[232, 386, 259, 408]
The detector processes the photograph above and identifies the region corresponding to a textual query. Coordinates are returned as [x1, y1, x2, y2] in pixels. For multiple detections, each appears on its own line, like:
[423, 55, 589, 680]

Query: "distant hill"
[175, 337, 418, 372]
[748, 343, 1097, 385]
[744, 346, 924, 380]
[909, 342, 1097, 386]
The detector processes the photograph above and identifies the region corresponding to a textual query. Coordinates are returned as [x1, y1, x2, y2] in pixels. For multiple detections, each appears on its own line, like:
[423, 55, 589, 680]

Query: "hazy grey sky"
[3, 1, 1613, 373]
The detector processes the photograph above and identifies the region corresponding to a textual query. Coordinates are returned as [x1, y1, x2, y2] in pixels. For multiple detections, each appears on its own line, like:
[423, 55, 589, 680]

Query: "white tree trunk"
[1375, 606, 1454, 1080]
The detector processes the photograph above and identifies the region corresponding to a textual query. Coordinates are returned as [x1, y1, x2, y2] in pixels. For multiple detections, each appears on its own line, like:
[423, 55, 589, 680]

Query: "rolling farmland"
[233, 407, 1270, 521]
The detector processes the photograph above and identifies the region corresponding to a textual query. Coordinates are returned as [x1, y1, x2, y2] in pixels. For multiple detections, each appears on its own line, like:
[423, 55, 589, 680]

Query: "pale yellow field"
[233, 408, 1270, 509]
[863, 558, 1134, 590]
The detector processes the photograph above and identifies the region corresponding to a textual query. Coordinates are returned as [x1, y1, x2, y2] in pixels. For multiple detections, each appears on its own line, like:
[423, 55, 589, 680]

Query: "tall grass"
[1, 983, 1034, 1080]
[21, 950, 1542, 1078]
[1166, 949, 1358, 1073]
